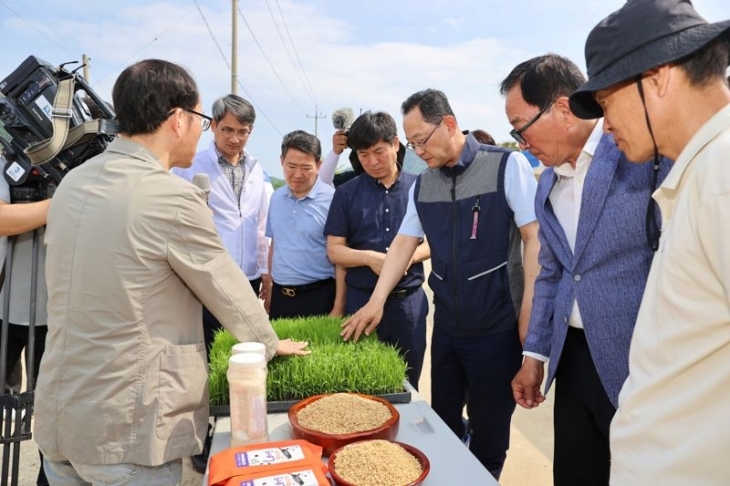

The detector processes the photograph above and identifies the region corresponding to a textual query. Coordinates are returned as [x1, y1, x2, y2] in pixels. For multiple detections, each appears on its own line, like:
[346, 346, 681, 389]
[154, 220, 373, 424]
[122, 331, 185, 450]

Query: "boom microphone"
[192, 173, 211, 204]
[332, 108, 355, 131]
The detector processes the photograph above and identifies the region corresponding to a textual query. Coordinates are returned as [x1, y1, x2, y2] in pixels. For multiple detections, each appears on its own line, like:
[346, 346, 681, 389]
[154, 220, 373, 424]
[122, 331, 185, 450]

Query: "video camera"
[0, 56, 118, 201]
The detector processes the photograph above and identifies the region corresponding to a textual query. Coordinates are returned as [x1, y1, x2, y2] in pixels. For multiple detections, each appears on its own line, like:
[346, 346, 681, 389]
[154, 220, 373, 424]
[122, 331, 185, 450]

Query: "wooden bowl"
[328, 440, 431, 486]
[288, 393, 399, 457]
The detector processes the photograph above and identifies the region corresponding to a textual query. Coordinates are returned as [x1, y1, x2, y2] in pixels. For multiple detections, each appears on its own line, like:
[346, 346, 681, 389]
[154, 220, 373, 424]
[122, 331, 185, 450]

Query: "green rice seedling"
[208, 315, 407, 405]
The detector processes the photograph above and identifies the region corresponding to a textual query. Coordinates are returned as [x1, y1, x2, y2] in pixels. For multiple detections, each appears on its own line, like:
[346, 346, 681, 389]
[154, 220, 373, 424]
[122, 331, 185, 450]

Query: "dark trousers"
[1, 322, 49, 485]
[553, 327, 615, 486]
[201, 277, 261, 357]
[345, 287, 427, 390]
[2, 322, 47, 389]
[269, 279, 336, 320]
[430, 326, 521, 479]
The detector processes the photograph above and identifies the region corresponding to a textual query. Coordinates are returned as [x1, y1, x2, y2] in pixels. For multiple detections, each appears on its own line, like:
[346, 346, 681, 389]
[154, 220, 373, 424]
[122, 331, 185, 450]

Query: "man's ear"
[170, 108, 184, 137]
[648, 66, 671, 98]
[554, 96, 575, 126]
[443, 115, 458, 135]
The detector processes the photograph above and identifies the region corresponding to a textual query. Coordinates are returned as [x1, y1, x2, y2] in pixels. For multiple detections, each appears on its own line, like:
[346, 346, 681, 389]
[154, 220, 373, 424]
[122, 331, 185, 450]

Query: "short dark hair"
[347, 111, 398, 151]
[675, 37, 730, 88]
[212, 94, 256, 125]
[112, 59, 199, 136]
[500, 54, 586, 110]
[280, 130, 321, 161]
[401, 89, 455, 125]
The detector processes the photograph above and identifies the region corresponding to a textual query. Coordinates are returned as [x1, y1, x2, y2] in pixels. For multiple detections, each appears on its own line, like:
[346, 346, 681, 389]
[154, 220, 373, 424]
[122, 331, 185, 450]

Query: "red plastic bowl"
[288, 393, 400, 457]
[328, 440, 430, 486]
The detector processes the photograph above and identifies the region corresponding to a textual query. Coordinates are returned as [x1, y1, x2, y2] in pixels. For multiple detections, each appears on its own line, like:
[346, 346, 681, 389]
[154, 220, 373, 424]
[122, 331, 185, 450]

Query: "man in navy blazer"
[500, 54, 669, 486]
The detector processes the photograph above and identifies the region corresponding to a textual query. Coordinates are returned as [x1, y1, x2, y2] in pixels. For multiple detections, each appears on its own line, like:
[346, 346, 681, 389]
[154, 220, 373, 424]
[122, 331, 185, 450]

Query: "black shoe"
[191, 426, 213, 474]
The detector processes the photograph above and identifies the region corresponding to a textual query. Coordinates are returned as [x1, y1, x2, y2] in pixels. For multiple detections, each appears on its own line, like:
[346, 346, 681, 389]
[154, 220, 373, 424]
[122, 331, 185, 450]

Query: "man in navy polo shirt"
[324, 111, 430, 389]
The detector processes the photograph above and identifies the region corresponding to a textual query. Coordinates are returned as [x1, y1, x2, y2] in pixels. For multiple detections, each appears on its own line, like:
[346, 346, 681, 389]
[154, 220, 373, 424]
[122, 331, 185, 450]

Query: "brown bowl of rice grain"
[329, 439, 430, 486]
[288, 393, 399, 457]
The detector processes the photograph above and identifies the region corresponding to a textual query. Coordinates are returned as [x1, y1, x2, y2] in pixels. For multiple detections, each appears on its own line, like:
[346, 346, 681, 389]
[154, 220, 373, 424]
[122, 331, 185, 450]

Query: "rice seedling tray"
[208, 316, 411, 415]
[210, 388, 412, 416]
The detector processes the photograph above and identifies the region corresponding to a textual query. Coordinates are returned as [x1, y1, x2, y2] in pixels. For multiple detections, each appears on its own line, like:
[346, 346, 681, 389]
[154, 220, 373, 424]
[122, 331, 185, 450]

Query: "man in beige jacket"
[34, 59, 308, 485]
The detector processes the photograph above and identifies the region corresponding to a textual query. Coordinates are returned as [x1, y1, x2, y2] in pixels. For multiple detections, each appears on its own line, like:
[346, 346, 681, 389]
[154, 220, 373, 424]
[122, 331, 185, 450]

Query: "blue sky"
[0, 0, 727, 178]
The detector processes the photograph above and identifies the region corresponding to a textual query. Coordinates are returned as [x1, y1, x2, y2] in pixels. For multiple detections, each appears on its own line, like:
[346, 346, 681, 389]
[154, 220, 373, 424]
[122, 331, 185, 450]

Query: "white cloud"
[0, 0, 726, 177]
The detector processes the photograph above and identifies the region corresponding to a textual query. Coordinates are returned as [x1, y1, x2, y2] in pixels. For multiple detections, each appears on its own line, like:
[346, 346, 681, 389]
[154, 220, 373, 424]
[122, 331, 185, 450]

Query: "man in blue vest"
[324, 111, 430, 389]
[342, 89, 539, 479]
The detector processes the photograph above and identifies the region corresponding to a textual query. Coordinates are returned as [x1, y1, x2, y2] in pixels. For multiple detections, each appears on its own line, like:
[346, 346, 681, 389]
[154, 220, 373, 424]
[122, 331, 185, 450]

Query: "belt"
[388, 287, 420, 299]
[276, 278, 333, 298]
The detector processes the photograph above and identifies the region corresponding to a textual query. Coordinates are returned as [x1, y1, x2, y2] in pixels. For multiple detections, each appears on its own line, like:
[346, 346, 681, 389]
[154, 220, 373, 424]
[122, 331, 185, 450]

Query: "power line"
[274, 0, 320, 108]
[193, 0, 282, 136]
[263, 0, 317, 107]
[92, 5, 198, 87]
[0, 0, 76, 57]
[237, 6, 309, 117]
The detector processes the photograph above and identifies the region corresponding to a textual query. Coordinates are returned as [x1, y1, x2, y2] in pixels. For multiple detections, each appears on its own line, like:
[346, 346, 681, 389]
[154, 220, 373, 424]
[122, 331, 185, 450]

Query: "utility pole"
[82, 53, 90, 81]
[231, 0, 238, 94]
[306, 105, 326, 136]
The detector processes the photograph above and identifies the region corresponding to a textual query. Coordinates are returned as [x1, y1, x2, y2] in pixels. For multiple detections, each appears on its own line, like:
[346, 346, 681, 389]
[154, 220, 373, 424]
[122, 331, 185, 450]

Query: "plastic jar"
[227, 353, 269, 448]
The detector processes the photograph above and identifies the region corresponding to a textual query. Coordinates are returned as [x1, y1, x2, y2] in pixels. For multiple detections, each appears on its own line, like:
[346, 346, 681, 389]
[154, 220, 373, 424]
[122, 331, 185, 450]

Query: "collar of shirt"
[286, 175, 326, 201]
[655, 104, 730, 220]
[444, 133, 482, 174]
[214, 145, 245, 168]
[363, 170, 402, 190]
[105, 137, 164, 169]
[554, 119, 603, 181]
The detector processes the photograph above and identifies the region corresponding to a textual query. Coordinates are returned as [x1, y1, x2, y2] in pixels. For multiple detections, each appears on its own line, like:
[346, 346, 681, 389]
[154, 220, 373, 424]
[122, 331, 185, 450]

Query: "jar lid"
[232, 342, 266, 356]
[229, 352, 266, 369]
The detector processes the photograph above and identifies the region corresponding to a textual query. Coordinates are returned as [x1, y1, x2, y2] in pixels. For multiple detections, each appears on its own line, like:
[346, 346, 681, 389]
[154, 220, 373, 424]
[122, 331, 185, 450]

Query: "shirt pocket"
[155, 343, 208, 440]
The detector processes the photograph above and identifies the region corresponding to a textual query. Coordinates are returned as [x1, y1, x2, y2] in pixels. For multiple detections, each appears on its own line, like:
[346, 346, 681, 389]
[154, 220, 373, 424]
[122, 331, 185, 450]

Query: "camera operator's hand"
[332, 130, 348, 155]
[275, 339, 311, 356]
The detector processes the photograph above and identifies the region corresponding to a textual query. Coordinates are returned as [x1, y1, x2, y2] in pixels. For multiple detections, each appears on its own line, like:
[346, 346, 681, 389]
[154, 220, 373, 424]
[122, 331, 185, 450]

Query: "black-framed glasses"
[510, 101, 555, 144]
[406, 118, 443, 151]
[185, 108, 212, 131]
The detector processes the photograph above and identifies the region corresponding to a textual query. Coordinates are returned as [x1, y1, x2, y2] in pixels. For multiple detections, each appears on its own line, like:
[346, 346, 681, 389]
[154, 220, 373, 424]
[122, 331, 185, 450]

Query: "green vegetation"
[269, 176, 285, 189]
[498, 141, 519, 150]
[208, 315, 407, 405]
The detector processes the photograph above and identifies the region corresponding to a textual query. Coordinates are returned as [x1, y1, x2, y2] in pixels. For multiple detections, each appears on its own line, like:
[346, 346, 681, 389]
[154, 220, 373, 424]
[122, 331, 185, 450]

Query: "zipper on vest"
[450, 173, 462, 331]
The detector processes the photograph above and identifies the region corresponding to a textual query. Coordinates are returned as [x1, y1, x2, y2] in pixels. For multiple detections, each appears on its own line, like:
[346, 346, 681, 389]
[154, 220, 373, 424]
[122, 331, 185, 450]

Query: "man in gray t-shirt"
[0, 156, 52, 486]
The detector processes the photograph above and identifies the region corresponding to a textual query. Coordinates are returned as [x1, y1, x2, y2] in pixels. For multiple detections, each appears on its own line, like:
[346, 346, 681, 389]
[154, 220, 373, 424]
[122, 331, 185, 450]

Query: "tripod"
[0, 226, 43, 486]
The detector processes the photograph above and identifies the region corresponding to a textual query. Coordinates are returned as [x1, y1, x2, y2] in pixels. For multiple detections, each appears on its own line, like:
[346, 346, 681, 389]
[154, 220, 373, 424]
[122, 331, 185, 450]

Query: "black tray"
[210, 388, 412, 417]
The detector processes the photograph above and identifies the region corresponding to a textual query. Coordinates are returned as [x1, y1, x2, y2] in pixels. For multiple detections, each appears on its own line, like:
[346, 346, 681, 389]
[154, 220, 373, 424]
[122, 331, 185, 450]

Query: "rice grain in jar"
[228, 353, 268, 447]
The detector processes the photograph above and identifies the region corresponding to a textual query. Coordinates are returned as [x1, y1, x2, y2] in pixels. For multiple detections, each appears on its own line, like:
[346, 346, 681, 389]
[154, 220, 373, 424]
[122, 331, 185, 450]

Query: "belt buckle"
[390, 288, 407, 298]
[281, 287, 296, 297]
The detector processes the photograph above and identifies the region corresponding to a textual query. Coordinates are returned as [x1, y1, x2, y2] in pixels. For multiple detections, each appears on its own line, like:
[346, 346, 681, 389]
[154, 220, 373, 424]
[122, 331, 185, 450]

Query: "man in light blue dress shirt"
[265, 130, 345, 319]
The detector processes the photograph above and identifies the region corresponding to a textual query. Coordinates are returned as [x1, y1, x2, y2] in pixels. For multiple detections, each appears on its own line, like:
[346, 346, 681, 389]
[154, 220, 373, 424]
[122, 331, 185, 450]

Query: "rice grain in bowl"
[288, 393, 399, 456]
[329, 440, 430, 486]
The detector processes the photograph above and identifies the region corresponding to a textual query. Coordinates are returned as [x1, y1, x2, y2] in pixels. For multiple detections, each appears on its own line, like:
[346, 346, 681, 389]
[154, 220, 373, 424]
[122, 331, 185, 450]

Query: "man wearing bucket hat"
[570, 0, 730, 483]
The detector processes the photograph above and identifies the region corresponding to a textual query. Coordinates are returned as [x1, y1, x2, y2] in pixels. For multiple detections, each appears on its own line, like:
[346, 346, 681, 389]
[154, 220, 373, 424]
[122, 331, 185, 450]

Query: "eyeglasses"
[220, 126, 252, 139]
[509, 101, 555, 145]
[185, 109, 212, 131]
[406, 118, 443, 151]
